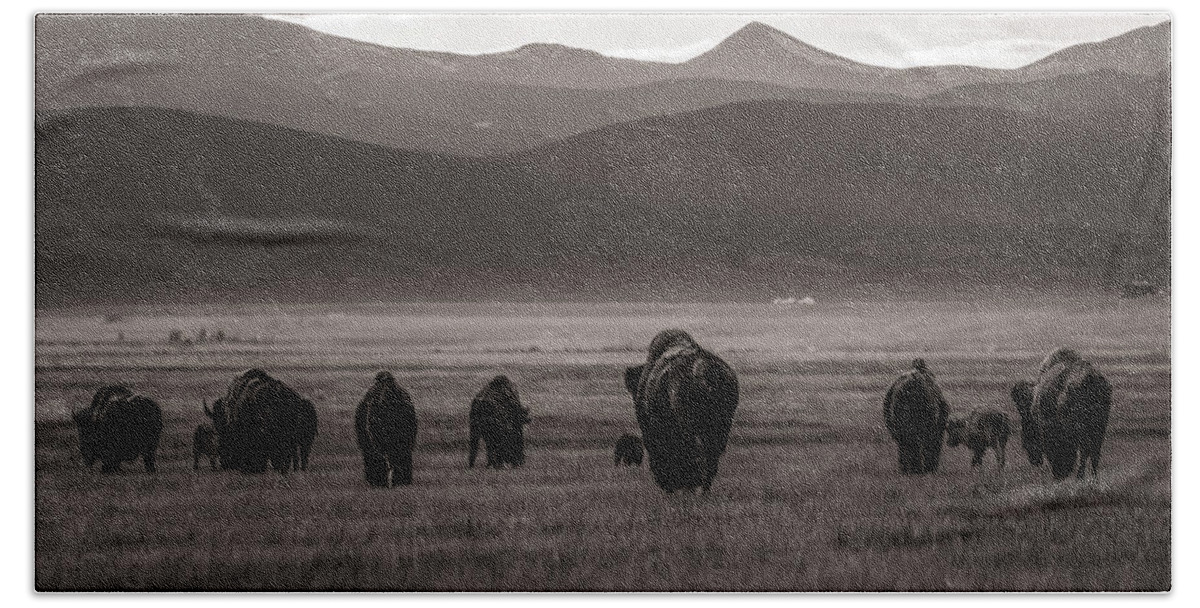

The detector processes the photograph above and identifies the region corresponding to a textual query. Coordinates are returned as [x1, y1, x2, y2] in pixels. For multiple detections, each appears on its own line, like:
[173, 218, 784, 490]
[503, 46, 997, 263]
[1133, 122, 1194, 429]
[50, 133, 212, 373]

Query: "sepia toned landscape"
[35, 13, 1170, 592]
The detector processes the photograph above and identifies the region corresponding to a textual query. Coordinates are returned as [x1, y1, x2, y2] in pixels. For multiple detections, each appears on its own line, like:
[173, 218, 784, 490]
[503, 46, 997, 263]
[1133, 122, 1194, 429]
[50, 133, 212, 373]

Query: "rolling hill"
[35, 100, 1170, 307]
[35, 106, 589, 305]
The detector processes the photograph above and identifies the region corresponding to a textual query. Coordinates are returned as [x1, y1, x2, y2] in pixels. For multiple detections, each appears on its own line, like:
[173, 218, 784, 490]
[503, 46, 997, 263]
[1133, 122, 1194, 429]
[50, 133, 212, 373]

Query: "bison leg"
[512, 433, 526, 467]
[915, 443, 934, 474]
[373, 460, 390, 487]
[143, 450, 157, 473]
[300, 442, 312, 471]
[971, 449, 984, 467]
[193, 449, 200, 471]
[362, 454, 387, 487]
[468, 430, 481, 468]
[897, 442, 919, 475]
[485, 437, 500, 468]
[243, 450, 269, 474]
[923, 436, 943, 474]
[701, 450, 722, 493]
[1079, 437, 1103, 477]
[395, 450, 413, 486]
[100, 460, 120, 474]
[268, 447, 290, 475]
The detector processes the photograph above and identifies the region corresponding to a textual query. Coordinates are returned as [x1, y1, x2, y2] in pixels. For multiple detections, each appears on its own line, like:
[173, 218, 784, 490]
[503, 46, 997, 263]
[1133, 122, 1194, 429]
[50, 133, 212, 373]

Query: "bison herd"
[886, 347, 1113, 480]
[69, 330, 1114, 491]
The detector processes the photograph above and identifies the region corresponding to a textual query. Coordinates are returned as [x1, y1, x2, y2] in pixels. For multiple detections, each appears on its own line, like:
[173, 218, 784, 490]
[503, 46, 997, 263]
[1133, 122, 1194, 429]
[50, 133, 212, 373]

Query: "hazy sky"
[267, 13, 1168, 68]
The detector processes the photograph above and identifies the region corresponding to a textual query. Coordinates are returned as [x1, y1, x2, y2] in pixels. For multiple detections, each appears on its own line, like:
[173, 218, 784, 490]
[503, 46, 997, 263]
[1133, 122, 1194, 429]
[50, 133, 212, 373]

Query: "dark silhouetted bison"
[883, 359, 949, 475]
[204, 368, 319, 475]
[468, 375, 529, 469]
[193, 423, 220, 470]
[624, 330, 739, 493]
[73, 385, 163, 473]
[946, 409, 1011, 469]
[1012, 347, 1112, 479]
[355, 371, 419, 487]
[614, 433, 644, 466]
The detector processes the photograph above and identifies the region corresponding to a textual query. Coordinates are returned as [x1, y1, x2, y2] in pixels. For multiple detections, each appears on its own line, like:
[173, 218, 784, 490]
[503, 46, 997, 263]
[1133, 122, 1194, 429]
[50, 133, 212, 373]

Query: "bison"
[193, 423, 220, 470]
[883, 359, 950, 475]
[614, 433, 644, 467]
[1012, 347, 1112, 479]
[73, 385, 163, 473]
[203, 368, 319, 475]
[624, 330, 739, 493]
[468, 375, 529, 469]
[355, 371, 419, 487]
[945, 409, 1011, 470]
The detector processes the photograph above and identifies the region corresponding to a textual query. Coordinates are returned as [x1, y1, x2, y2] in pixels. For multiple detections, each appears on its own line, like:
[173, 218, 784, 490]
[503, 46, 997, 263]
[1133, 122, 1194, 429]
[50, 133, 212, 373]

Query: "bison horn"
[203, 399, 213, 418]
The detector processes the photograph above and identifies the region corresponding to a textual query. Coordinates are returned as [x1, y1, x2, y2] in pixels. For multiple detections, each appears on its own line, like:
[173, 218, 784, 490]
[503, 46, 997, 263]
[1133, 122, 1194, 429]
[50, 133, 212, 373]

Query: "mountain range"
[37, 15, 1170, 155]
[34, 15, 1171, 306]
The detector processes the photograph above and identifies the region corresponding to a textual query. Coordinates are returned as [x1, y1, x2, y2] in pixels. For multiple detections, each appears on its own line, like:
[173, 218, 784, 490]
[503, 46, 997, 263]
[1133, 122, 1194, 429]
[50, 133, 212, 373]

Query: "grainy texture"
[34, 298, 1169, 591]
[32, 13, 1171, 592]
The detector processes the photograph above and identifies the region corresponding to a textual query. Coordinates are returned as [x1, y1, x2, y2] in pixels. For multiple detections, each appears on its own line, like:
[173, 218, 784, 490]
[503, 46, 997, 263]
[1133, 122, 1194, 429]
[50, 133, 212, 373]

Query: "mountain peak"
[688, 20, 871, 71]
[1022, 18, 1170, 76]
[726, 21, 801, 46]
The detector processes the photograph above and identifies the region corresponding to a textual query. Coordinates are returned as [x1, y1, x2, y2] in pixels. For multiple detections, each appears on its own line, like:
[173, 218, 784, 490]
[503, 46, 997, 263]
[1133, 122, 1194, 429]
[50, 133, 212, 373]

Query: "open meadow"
[34, 295, 1171, 591]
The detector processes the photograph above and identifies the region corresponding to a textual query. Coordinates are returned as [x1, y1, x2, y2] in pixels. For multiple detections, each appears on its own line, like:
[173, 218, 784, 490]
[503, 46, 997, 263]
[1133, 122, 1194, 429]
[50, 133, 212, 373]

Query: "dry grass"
[34, 297, 1170, 591]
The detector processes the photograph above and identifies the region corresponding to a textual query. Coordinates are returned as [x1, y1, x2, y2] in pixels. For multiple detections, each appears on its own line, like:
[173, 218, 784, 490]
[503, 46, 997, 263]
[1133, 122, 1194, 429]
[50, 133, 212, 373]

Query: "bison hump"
[645, 330, 697, 364]
[91, 385, 133, 411]
[690, 354, 738, 396]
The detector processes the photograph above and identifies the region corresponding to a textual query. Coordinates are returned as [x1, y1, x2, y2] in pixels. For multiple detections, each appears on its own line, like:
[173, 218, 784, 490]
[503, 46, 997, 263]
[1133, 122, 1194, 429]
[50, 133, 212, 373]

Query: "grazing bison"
[945, 409, 1011, 469]
[624, 330, 739, 493]
[883, 359, 950, 475]
[193, 423, 220, 470]
[355, 371, 419, 487]
[613, 433, 645, 467]
[1012, 348, 1112, 479]
[468, 375, 530, 469]
[73, 385, 163, 473]
[203, 368, 319, 475]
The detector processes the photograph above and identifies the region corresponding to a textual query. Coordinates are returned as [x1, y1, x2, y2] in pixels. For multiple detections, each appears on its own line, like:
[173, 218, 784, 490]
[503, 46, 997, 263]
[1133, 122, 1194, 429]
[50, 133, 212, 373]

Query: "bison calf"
[945, 409, 1011, 470]
[613, 434, 644, 467]
[193, 423, 220, 470]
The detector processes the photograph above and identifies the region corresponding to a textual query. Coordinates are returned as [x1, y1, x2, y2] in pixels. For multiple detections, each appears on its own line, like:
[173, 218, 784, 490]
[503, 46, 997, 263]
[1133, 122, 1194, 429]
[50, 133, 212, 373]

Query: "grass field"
[34, 295, 1171, 591]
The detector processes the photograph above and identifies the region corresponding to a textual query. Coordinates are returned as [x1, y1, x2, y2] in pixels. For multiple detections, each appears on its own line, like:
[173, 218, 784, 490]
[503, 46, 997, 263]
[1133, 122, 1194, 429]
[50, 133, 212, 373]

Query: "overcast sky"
[266, 13, 1168, 68]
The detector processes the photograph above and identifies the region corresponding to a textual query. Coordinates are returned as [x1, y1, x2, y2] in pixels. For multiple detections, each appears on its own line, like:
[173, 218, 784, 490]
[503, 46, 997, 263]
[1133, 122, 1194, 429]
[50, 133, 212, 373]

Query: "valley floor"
[34, 296, 1171, 591]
